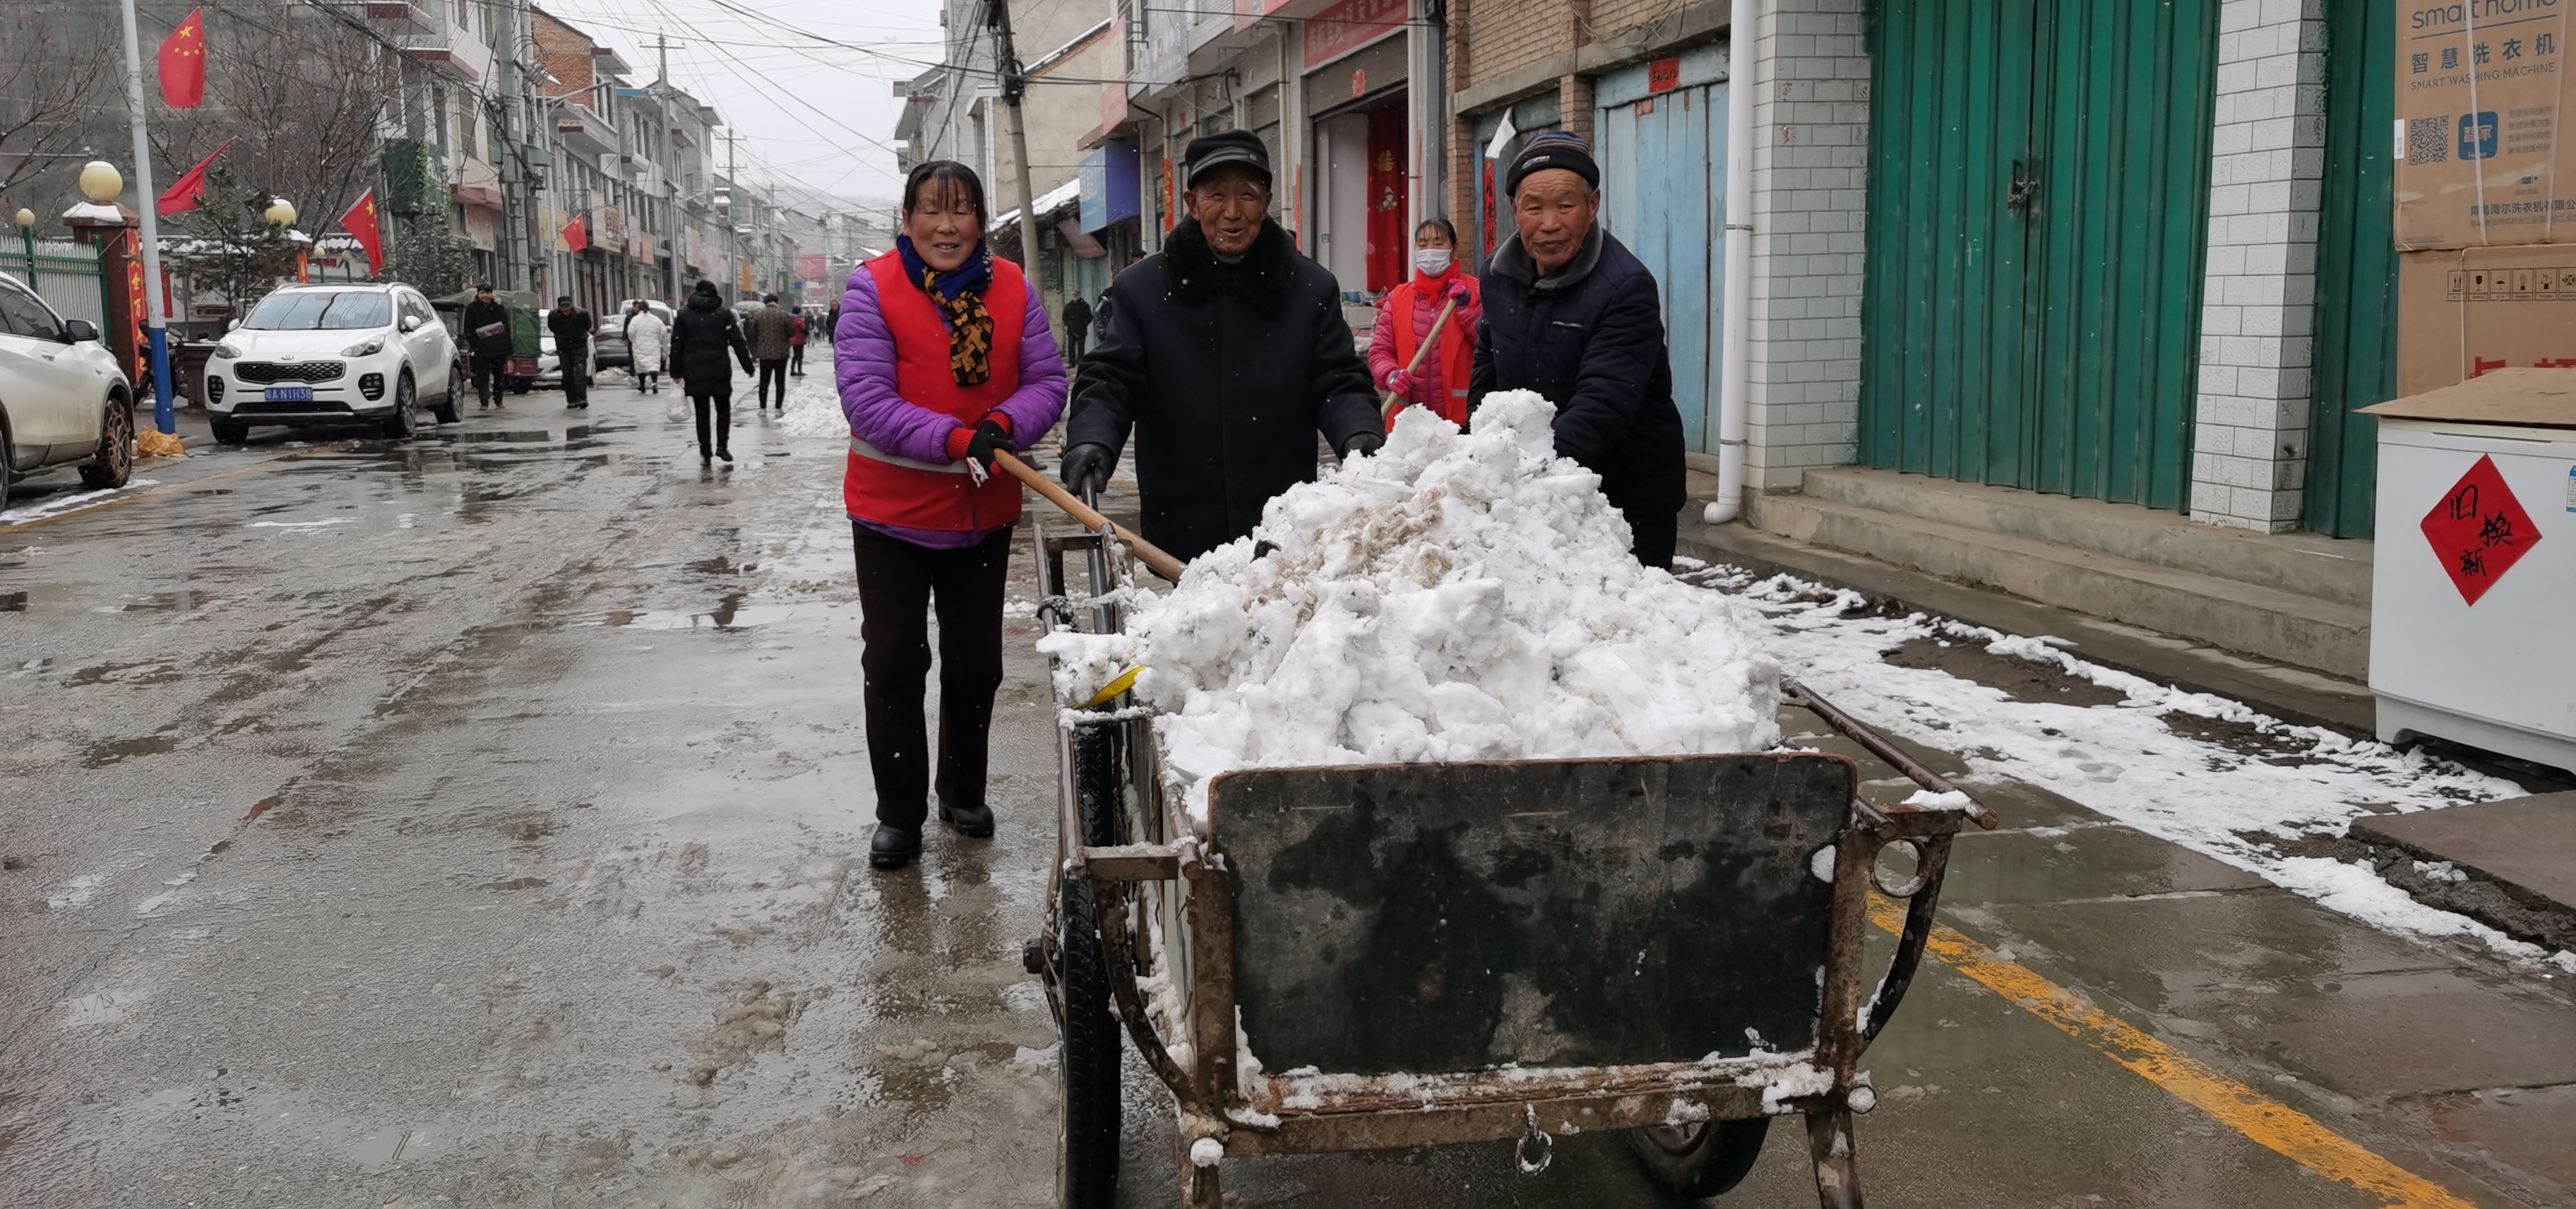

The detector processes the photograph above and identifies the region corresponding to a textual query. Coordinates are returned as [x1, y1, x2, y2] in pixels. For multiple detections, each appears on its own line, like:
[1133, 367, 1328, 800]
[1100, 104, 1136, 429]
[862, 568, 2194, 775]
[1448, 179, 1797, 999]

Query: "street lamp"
[13, 207, 33, 280]
[78, 160, 124, 204]
[263, 197, 297, 227]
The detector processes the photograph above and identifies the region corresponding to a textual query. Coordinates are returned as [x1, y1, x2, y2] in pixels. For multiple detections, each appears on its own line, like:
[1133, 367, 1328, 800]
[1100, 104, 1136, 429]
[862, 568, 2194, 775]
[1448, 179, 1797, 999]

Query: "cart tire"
[1056, 876, 1123, 1206]
[1625, 1118, 1771, 1198]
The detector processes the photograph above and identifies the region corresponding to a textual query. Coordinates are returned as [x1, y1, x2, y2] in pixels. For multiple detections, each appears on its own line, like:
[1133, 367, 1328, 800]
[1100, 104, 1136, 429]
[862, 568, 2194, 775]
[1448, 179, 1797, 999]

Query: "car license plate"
[263, 386, 313, 402]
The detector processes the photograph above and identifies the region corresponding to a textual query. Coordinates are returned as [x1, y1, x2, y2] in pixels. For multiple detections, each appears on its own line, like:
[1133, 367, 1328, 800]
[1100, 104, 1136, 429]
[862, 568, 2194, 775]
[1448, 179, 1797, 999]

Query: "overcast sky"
[538, 0, 943, 213]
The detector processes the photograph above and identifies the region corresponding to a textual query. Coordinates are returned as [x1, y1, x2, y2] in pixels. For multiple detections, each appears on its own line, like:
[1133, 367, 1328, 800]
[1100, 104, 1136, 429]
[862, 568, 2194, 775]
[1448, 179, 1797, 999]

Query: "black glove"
[1343, 430, 1384, 459]
[964, 419, 1014, 472]
[1061, 442, 1116, 495]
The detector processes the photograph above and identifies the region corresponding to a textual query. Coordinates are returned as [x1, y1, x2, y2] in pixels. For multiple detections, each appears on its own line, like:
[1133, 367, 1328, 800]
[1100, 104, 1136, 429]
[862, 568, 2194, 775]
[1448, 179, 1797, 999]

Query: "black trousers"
[852, 523, 1013, 832]
[471, 353, 508, 406]
[560, 352, 588, 407]
[756, 358, 788, 407]
[789, 344, 806, 374]
[688, 388, 731, 455]
[1628, 508, 1678, 571]
[1065, 331, 1087, 364]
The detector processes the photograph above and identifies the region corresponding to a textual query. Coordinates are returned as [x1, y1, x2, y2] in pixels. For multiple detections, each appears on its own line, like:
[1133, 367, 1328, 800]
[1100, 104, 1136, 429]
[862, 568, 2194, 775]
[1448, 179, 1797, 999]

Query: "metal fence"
[11, 239, 112, 330]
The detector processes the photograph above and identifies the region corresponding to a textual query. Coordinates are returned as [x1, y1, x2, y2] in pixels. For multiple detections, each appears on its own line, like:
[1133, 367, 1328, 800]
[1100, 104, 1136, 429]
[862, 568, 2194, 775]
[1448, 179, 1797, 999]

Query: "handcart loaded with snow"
[1019, 393, 1998, 1208]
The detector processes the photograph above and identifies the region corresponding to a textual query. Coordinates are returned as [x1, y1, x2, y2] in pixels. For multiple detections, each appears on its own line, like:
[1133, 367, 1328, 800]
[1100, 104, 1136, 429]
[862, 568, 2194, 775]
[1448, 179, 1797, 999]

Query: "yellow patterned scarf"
[922, 266, 994, 386]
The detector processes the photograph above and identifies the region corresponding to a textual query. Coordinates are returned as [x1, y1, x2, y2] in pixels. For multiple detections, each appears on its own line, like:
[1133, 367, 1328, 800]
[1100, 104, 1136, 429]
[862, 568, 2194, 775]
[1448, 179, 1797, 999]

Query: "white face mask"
[1413, 248, 1454, 276]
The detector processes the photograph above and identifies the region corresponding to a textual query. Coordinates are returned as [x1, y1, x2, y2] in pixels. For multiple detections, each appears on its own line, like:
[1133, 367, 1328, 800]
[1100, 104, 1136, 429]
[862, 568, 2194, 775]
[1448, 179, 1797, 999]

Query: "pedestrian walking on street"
[787, 309, 810, 377]
[1062, 130, 1379, 563]
[1369, 217, 1481, 427]
[669, 279, 753, 465]
[835, 159, 1066, 870]
[1471, 133, 1686, 568]
[547, 295, 593, 409]
[748, 293, 794, 409]
[1059, 290, 1092, 366]
[461, 283, 513, 409]
[624, 302, 668, 394]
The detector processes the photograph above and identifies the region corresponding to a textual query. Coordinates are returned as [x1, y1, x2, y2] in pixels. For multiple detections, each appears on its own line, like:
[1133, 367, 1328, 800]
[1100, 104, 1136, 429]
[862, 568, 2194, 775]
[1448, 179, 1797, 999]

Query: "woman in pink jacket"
[1367, 218, 1481, 428]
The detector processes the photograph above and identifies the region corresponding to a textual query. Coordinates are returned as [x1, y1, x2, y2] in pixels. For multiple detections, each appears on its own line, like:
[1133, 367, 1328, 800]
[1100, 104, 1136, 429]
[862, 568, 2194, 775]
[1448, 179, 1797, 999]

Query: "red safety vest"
[1385, 271, 1479, 427]
[842, 252, 1028, 532]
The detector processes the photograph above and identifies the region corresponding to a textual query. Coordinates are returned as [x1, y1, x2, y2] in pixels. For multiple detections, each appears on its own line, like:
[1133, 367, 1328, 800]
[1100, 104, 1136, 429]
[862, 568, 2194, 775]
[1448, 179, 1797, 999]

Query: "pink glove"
[1445, 280, 1472, 305]
[1385, 368, 1417, 396]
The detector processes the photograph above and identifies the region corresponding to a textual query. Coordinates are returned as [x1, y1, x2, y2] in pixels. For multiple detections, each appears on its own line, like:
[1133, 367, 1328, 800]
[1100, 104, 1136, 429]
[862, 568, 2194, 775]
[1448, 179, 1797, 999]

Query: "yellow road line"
[1871, 900, 2473, 1208]
[1, 443, 352, 533]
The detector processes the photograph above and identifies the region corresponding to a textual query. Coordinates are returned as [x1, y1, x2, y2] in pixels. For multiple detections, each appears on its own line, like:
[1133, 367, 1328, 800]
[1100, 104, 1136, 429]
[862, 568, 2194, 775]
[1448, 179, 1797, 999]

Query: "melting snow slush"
[1039, 389, 1780, 821]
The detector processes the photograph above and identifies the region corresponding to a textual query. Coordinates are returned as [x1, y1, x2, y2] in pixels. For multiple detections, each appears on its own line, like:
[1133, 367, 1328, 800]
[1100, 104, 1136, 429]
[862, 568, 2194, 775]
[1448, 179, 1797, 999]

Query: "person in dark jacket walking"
[547, 295, 592, 409]
[460, 284, 513, 409]
[1470, 133, 1687, 568]
[1059, 292, 1092, 365]
[1062, 130, 1381, 564]
[669, 280, 754, 464]
[747, 294, 793, 409]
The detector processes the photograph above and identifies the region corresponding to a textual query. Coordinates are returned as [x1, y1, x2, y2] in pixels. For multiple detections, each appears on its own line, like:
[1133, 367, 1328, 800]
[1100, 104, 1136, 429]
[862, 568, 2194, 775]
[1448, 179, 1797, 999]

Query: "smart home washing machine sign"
[2421, 455, 2542, 604]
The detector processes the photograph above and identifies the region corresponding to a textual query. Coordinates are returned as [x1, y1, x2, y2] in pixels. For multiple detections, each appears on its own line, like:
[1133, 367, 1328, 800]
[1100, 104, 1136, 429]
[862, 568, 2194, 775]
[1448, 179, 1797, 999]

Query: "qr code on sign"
[2408, 116, 2450, 165]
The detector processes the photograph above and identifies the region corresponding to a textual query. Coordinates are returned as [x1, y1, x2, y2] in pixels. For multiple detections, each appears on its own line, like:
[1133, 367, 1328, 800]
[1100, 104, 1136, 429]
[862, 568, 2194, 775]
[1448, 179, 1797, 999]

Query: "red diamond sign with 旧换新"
[2419, 454, 2541, 605]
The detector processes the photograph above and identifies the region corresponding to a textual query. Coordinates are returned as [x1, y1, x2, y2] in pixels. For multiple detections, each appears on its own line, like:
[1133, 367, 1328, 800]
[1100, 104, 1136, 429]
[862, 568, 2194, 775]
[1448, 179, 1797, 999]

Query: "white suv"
[205, 283, 458, 443]
[0, 270, 132, 513]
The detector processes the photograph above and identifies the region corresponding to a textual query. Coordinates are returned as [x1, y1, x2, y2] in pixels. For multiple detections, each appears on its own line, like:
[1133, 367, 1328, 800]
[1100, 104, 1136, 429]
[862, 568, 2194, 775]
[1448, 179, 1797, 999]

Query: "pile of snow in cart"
[1039, 390, 1781, 821]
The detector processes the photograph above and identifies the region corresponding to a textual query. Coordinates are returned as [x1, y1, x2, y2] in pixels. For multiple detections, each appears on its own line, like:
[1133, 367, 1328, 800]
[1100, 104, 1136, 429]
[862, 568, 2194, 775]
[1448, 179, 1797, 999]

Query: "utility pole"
[496, 0, 535, 294]
[723, 131, 740, 299]
[985, 0, 1046, 287]
[113, 0, 174, 435]
[655, 32, 672, 83]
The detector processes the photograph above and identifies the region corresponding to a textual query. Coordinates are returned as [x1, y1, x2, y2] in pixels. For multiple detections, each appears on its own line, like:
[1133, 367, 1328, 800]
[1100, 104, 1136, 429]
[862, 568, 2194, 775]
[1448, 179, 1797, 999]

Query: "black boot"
[937, 801, 994, 838]
[869, 825, 921, 869]
[715, 446, 732, 463]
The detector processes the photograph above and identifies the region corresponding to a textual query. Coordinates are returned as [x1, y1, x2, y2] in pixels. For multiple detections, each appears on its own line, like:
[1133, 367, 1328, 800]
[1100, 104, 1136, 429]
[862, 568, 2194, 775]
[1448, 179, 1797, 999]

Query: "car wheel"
[430, 381, 460, 425]
[509, 377, 531, 394]
[379, 373, 417, 440]
[1625, 1118, 1771, 1198]
[210, 417, 249, 445]
[78, 394, 135, 488]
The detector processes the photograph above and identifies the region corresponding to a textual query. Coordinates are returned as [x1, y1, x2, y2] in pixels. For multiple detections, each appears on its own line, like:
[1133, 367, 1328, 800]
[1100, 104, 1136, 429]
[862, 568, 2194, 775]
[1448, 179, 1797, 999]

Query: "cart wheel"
[1625, 1118, 1771, 1198]
[1056, 875, 1122, 1206]
[1058, 720, 1128, 1205]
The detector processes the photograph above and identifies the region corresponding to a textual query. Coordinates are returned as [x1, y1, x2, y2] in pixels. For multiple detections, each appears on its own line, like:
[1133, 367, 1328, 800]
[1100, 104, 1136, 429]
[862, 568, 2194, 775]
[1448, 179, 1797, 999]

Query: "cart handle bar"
[994, 449, 1187, 583]
[1782, 677, 1999, 830]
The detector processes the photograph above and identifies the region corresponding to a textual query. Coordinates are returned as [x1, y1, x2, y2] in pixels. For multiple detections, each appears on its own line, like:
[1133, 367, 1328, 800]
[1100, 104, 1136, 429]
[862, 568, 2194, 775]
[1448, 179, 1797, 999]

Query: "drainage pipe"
[1706, 0, 1756, 525]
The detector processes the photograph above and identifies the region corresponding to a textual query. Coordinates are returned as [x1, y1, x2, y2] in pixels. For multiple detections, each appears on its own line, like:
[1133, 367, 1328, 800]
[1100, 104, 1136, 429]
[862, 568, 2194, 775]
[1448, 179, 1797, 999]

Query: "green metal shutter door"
[2301, 0, 2397, 539]
[1863, 0, 2217, 510]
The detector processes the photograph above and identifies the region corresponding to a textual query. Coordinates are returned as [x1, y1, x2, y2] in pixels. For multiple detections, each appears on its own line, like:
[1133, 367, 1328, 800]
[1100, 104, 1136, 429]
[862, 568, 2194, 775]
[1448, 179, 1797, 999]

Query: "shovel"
[991, 448, 1188, 583]
[1378, 297, 1460, 426]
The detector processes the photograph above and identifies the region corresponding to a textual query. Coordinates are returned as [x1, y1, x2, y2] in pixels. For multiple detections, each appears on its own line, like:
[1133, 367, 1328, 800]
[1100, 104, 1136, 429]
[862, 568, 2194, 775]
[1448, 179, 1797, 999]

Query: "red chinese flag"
[157, 138, 234, 216]
[562, 215, 589, 252]
[339, 190, 386, 275]
[158, 8, 208, 109]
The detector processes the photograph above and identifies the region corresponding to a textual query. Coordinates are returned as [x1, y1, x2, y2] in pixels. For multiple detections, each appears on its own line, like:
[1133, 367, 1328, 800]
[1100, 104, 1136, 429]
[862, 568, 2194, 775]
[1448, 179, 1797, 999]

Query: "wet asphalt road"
[4, 367, 2572, 1208]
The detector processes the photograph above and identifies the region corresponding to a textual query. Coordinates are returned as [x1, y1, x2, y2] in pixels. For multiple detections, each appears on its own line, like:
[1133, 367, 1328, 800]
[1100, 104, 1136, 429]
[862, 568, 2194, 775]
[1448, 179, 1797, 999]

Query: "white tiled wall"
[1744, 0, 1872, 492]
[2190, 0, 2328, 532]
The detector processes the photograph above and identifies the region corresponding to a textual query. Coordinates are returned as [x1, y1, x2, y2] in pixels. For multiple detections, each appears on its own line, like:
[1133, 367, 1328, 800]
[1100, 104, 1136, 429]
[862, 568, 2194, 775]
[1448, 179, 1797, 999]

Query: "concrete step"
[1798, 468, 2375, 608]
[1744, 492, 2372, 679]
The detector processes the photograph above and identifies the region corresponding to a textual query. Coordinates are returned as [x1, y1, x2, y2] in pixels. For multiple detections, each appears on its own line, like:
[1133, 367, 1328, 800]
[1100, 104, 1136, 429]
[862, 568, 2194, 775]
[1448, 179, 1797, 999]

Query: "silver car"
[0, 271, 133, 513]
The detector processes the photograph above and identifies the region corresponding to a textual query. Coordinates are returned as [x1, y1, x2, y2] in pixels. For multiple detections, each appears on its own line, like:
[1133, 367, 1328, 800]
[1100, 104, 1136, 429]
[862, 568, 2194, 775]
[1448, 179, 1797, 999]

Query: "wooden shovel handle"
[992, 448, 1187, 583]
[1378, 297, 1460, 424]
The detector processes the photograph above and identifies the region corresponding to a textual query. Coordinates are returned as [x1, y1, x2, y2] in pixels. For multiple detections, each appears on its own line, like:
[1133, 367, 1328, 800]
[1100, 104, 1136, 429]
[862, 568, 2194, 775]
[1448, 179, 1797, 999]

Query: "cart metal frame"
[1029, 520, 1997, 1208]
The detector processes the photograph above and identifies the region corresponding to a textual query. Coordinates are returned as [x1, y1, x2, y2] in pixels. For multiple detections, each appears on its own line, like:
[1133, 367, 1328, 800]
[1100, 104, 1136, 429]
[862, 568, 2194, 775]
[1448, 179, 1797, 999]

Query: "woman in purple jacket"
[836, 160, 1067, 869]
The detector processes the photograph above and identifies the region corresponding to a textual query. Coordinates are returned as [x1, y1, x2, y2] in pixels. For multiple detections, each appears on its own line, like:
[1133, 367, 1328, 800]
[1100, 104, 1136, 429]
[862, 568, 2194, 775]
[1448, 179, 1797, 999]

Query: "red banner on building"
[1302, 0, 1404, 71]
[797, 254, 826, 281]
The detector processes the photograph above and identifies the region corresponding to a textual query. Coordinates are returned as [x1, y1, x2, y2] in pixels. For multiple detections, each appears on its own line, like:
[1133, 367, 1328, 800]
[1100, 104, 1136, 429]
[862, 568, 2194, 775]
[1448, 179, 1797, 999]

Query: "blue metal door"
[1597, 44, 1727, 454]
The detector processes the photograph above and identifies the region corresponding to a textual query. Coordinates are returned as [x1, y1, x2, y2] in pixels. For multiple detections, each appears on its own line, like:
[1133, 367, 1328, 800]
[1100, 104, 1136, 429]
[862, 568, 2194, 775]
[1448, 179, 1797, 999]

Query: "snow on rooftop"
[994, 177, 1084, 227]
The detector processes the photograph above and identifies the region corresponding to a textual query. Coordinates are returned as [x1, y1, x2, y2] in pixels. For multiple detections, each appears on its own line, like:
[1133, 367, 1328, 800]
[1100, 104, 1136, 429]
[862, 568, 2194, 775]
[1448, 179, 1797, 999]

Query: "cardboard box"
[2392, 6, 2574, 249]
[2397, 245, 2576, 395]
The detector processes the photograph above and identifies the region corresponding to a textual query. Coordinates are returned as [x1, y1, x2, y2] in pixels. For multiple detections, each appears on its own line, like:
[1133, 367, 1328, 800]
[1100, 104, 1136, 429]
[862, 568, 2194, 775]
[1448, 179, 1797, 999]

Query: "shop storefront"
[1301, 0, 1408, 299]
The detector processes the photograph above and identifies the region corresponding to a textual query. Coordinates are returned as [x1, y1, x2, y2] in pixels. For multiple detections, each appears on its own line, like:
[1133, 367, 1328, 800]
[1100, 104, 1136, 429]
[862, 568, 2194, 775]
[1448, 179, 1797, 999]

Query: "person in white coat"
[624, 302, 671, 394]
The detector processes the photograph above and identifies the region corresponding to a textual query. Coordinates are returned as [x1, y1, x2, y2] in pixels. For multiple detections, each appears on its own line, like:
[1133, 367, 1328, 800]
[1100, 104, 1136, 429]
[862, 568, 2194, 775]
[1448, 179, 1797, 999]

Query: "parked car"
[591, 321, 630, 370]
[205, 283, 457, 443]
[615, 298, 675, 329]
[0, 270, 133, 512]
[532, 334, 597, 388]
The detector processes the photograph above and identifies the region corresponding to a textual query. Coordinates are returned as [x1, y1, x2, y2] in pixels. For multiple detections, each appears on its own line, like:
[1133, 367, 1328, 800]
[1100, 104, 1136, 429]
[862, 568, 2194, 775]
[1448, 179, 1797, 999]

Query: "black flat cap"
[1506, 132, 1600, 196]
[1184, 129, 1271, 187]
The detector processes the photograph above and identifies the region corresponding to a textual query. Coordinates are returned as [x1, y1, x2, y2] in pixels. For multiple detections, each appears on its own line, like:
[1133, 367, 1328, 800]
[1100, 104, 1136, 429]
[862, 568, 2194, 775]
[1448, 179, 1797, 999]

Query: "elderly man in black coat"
[1471, 133, 1688, 568]
[1061, 131, 1381, 564]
